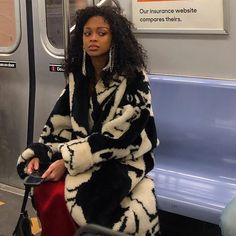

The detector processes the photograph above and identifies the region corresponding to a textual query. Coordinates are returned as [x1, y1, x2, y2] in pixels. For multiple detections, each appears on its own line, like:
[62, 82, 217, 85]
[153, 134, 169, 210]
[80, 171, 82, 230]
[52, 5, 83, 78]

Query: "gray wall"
[120, 0, 235, 80]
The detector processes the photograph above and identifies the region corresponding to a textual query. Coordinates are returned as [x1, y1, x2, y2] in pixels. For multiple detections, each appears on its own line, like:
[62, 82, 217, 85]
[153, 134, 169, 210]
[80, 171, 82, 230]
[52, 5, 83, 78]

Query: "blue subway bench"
[149, 75, 236, 224]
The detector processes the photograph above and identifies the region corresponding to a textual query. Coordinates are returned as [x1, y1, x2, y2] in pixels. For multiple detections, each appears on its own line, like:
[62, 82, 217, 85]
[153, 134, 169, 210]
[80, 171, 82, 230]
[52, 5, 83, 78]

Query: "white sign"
[0, 60, 16, 68]
[132, 0, 227, 34]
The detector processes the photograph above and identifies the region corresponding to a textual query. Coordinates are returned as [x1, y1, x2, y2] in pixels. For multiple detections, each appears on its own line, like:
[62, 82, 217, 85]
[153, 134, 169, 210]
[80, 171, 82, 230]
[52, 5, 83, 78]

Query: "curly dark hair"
[65, 4, 147, 83]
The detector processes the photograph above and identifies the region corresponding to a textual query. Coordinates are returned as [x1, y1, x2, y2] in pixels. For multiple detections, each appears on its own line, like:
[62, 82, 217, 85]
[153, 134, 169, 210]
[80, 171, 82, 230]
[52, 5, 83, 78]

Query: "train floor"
[0, 184, 41, 236]
[0, 183, 222, 236]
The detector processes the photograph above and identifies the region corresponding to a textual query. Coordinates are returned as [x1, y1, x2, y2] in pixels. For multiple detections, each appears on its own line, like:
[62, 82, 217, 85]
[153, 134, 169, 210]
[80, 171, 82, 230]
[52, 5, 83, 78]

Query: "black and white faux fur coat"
[17, 70, 160, 235]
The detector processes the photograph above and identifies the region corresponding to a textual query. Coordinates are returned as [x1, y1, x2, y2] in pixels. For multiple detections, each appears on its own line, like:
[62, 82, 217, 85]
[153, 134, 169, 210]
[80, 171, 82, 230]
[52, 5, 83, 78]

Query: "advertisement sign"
[132, 0, 227, 34]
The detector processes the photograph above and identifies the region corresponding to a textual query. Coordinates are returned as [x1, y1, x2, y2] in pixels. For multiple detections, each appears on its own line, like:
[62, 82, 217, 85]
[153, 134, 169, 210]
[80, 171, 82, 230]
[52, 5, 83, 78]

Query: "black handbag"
[13, 186, 34, 236]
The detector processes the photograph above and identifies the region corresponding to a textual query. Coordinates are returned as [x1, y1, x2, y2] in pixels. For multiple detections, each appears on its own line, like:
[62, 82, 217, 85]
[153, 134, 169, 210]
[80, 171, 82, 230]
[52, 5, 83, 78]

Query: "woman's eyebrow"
[84, 26, 110, 30]
[98, 27, 110, 30]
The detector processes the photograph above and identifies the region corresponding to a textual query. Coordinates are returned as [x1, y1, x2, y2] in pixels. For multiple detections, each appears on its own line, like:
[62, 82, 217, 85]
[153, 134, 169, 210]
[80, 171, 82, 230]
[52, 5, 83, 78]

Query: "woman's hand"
[27, 157, 40, 175]
[41, 159, 66, 181]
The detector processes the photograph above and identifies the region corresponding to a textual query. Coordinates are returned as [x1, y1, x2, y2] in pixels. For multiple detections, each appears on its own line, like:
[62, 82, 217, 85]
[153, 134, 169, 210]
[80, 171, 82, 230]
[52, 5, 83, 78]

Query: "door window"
[0, 0, 21, 53]
[43, 0, 90, 54]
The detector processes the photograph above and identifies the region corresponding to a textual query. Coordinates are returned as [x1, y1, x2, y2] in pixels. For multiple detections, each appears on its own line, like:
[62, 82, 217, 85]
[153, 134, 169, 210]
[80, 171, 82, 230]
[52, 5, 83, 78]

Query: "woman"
[17, 5, 160, 236]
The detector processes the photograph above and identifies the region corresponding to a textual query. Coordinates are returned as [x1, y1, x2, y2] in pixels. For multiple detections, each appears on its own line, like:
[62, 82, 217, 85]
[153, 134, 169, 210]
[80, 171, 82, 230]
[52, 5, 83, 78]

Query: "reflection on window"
[45, 0, 89, 49]
[0, 0, 16, 47]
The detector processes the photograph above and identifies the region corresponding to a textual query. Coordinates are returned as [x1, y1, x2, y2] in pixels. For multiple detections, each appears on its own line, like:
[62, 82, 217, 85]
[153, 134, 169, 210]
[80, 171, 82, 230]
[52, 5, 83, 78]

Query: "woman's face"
[83, 16, 112, 58]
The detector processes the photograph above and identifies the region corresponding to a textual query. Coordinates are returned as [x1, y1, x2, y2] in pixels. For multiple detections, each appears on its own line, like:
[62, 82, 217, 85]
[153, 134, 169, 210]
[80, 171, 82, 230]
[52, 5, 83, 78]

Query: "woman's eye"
[98, 32, 106, 36]
[83, 31, 91, 36]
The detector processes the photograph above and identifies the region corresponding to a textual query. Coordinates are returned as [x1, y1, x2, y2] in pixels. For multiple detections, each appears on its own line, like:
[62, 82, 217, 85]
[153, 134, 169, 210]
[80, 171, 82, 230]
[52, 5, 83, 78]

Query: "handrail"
[62, 0, 70, 61]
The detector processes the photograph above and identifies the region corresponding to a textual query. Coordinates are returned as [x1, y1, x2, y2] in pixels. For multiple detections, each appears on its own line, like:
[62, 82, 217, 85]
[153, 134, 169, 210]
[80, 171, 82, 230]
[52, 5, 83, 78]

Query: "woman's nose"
[90, 33, 97, 41]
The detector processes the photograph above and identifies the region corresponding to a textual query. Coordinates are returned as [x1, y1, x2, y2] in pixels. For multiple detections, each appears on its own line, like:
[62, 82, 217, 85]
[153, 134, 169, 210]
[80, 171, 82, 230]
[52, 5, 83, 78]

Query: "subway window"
[0, 0, 21, 53]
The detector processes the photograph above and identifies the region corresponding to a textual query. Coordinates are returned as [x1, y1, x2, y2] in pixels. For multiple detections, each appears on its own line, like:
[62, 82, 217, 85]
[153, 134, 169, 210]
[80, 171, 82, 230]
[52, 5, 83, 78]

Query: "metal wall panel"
[32, 1, 65, 142]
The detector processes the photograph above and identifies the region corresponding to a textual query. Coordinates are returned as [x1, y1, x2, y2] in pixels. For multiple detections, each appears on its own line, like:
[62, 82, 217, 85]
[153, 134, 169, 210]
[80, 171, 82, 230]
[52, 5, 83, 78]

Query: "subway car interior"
[1, 0, 236, 235]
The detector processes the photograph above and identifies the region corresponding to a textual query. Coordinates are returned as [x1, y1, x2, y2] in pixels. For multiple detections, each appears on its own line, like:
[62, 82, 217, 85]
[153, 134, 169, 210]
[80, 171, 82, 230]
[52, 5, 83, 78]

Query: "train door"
[0, 0, 29, 187]
[0, 0, 121, 188]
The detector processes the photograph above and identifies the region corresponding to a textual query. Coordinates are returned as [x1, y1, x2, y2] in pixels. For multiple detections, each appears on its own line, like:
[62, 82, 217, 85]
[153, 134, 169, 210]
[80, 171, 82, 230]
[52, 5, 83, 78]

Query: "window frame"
[0, 0, 21, 54]
[38, 0, 64, 58]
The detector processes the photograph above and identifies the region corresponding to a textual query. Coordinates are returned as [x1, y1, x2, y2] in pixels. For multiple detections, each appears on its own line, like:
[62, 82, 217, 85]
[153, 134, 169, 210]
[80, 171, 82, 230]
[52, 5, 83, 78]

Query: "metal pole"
[62, 0, 70, 61]
[26, 0, 36, 145]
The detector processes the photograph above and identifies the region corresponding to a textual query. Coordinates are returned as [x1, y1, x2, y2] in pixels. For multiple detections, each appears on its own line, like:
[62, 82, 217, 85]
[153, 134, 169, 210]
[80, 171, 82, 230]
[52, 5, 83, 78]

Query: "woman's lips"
[88, 45, 99, 50]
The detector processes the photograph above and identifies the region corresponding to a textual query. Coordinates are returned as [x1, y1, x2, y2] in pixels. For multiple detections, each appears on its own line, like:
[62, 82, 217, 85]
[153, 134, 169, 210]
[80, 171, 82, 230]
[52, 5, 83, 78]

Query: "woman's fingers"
[27, 157, 39, 174]
[42, 160, 66, 181]
[41, 168, 52, 179]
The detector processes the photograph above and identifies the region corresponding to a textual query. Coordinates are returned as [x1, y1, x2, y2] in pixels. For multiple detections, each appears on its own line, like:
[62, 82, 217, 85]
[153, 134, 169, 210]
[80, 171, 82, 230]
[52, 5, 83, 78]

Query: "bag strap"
[20, 185, 31, 213]
[13, 185, 32, 235]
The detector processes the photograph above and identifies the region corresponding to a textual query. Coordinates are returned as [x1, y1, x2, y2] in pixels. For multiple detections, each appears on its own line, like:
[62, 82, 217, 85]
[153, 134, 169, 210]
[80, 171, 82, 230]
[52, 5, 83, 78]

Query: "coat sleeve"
[59, 71, 159, 175]
[16, 85, 73, 178]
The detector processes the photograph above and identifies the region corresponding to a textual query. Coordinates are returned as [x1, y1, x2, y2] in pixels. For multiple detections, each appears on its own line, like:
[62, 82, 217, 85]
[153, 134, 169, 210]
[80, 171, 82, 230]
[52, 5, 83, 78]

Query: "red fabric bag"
[33, 178, 78, 236]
